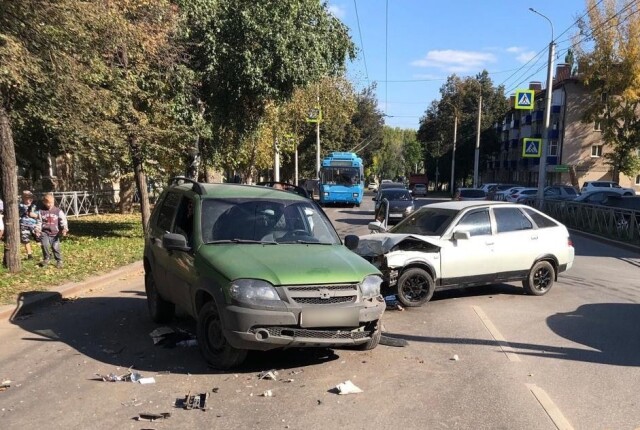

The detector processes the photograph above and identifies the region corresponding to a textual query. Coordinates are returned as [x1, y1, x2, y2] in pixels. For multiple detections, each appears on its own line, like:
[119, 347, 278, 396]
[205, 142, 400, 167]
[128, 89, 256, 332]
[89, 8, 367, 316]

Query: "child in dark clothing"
[37, 193, 68, 269]
[19, 190, 39, 259]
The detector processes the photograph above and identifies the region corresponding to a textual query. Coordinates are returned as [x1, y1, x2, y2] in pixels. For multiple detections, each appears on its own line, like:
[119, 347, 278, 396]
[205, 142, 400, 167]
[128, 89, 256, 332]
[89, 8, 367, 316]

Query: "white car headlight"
[360, 275, 383, 297]
[230, 279, 279, 303]
[405, 206, 414, 214]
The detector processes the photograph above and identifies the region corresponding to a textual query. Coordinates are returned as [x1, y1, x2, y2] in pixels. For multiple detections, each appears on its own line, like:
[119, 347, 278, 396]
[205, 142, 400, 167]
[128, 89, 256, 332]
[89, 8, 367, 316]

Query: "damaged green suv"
[144, 178, 385, 369]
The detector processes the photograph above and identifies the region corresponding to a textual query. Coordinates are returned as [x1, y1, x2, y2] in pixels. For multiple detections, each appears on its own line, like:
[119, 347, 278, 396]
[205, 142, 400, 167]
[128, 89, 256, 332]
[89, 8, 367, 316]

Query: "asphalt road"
[0, 193, 639, 429]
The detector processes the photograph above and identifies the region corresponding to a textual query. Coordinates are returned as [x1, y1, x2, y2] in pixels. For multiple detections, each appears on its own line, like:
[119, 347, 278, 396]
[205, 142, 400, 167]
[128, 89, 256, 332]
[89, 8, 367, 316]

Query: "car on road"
[453, 188, 486, 201]
[511, 188, 538, 203]
[144, 177, 385, 369]
[581, 180, 636, 196]
[373, 188, 415, 222]
[367, 182, 379, 192]
[544, 185, 580, 201]
[412, 183, 427, 197]
[494, 186, 525, 201]
[356, 201, 574, 307]
[573, 190, 624, 205]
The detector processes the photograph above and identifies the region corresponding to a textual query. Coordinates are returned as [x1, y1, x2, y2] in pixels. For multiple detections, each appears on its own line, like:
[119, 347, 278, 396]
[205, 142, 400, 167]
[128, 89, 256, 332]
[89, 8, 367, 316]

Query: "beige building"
[483, 64, 640, 193]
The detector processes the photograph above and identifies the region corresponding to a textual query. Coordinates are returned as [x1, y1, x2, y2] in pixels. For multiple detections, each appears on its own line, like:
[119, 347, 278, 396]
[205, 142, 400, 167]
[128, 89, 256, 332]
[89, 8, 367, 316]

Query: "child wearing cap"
[37, 193, 68, 269]
[19, 190, 39, 260]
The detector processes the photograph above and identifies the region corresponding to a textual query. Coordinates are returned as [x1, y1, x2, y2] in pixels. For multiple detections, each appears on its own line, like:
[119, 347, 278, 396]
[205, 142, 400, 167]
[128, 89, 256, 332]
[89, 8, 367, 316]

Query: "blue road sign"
[522, 138, 542, 158]
[515, 90, 535, 110]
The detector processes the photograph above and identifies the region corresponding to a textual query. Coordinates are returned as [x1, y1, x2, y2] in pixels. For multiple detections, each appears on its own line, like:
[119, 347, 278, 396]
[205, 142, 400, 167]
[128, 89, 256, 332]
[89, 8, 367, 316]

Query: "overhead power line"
[353, 0, 369, 83]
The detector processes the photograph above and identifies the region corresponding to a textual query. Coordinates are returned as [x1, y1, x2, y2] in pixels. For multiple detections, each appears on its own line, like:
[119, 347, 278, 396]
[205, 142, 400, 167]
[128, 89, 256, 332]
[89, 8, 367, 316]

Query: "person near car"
[37, 193, 68, 269]
[19, 190, 39, 260]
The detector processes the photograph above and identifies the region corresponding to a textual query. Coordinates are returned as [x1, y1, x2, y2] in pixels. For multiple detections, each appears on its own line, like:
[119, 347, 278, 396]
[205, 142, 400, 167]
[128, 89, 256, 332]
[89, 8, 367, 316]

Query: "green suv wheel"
[197, 301, 248, 370]
[356, 320, 382, 350]
[145, 271, 175, 323]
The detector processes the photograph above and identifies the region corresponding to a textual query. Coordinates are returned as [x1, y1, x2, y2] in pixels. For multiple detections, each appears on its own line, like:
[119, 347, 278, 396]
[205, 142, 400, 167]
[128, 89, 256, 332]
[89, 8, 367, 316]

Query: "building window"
[591, 145, 603, 157]
[636, 175, 640, 185]
[594, 120, 602, 131]
[548, 140, 558, 156]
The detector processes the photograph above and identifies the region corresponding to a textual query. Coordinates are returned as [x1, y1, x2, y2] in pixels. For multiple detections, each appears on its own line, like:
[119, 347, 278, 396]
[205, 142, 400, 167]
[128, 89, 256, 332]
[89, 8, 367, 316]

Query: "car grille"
[284, 283, 358, 306]
[250, 327, 370, 340]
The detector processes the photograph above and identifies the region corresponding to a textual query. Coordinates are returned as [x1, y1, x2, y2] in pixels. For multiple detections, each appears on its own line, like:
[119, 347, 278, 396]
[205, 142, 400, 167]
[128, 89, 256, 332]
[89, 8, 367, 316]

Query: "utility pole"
[435, 140, 440, 191]
[274, 136, 280, 182]
[450, 114, 458, 196]
[530, 7, 555, 205]
[473, 94, 482, 188]
[316, 87, 321, 179]
[294, 140, 299, 186]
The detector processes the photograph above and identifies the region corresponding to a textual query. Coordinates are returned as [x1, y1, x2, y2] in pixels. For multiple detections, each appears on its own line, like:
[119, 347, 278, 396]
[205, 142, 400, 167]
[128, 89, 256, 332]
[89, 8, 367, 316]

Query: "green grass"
[0, 214, 144, 305]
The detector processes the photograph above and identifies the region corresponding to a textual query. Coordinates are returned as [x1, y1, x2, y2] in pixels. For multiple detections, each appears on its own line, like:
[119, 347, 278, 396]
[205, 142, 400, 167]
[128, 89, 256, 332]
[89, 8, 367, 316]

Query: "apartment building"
[483, 64, 640, 192]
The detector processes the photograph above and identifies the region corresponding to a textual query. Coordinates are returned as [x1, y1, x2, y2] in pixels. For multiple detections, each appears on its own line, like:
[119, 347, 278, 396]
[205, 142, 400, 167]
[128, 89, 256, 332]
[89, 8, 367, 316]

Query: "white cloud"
[328, 4, 347, 19]
[411, 50, 497, 73]
[506, 46, 525, 53]
[515, 51, 537, 63]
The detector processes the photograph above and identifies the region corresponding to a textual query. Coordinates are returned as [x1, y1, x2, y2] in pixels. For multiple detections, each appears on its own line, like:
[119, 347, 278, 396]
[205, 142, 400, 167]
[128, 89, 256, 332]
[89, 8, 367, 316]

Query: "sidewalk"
[0, 261, 143, 321]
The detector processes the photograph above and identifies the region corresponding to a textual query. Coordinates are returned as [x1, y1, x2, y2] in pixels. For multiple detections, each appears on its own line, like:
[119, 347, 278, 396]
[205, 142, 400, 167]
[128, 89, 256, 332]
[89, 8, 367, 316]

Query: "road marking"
[527, 384, 575, 430]
[472, 305, 521, 362]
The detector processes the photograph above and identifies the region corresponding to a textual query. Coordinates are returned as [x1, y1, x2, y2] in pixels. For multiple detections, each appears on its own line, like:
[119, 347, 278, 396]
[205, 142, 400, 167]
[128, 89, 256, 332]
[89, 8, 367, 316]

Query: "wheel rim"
[204, 311, 226, 353]
[532, 266, 552, 292]
[401, 274, 430, 302]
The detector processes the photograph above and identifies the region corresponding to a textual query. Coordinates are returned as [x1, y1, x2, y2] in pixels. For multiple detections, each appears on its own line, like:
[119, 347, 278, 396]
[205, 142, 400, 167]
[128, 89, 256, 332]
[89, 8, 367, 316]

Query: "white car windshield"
[390, 208, 457, 236]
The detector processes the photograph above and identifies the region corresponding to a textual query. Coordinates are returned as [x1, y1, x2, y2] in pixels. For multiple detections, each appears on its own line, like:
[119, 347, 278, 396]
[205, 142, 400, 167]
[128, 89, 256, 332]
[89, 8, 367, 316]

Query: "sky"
[328, 0, 590, 130]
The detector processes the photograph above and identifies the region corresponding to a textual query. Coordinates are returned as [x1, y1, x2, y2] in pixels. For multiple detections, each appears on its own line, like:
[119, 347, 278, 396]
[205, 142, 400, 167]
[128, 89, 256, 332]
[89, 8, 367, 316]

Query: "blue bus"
[319, 152, 364, 206]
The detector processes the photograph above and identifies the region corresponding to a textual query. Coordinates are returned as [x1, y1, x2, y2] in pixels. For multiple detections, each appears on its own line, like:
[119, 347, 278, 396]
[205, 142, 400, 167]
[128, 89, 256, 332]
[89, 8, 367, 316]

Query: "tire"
[144, 270, 175, 323]
[356, 320, 382, 350]
[623, 192, 633, 196]
[396, 267, 435, 307]
[197, 301, 248, 370]
[522, 260, 555, 296]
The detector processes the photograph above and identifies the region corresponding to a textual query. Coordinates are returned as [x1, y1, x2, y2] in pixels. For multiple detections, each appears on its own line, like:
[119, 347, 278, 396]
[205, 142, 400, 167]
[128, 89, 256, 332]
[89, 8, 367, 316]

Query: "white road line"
[527, 383, 575, 430]
[472, 305, 521, 362]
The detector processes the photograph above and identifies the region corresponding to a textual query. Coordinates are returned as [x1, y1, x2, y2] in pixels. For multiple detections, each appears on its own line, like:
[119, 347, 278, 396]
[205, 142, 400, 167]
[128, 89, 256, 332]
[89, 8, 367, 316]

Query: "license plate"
[390, 213, 403, 218]
[300, 307, 359, 328]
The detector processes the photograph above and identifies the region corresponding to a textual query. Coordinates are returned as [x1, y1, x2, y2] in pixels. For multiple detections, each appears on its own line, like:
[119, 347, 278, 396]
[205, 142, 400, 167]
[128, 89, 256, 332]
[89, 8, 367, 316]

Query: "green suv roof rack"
[170, 176, 205, 195]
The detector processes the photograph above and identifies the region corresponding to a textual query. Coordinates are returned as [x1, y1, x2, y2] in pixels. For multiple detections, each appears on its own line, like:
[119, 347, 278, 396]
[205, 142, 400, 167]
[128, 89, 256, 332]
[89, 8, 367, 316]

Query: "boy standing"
[19, 190, 39, 259]
[37, 193, 68, 269]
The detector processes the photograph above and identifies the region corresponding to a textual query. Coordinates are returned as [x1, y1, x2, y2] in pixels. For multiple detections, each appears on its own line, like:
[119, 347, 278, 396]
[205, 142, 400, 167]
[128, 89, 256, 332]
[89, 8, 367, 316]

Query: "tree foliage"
[417, 71, 508, 188]
[576, 0, 640, 179]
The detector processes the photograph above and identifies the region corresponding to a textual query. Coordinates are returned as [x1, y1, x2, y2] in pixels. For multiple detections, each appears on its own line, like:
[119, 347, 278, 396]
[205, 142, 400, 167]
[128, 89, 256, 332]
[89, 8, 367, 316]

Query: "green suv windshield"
[201, 198, 341, 244]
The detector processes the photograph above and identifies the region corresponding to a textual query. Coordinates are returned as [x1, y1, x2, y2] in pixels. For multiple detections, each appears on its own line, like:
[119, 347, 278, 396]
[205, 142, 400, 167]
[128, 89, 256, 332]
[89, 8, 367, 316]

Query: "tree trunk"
[129, 135, 151, 235]
[0, 106, 22, 272]
[118, 175, 135, 213]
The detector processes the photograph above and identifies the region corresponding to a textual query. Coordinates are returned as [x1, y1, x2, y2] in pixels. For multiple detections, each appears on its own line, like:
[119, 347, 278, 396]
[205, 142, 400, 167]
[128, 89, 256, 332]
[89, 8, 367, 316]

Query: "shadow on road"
[9, 291, 340, 375]
[334, 217, 370, 226]
[571, 233, 640, 259]
[384, 302, 640, 366]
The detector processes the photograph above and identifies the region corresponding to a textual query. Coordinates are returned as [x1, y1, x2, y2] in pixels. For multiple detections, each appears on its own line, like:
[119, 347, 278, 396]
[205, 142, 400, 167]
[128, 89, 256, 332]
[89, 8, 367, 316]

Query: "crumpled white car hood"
[355, 233, 444, 257]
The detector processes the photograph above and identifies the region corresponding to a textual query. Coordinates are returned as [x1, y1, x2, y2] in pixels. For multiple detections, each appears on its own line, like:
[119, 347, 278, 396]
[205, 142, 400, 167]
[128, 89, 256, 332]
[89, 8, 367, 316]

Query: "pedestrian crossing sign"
[515, 90, 535, 110]
[522, 138, 542, 158]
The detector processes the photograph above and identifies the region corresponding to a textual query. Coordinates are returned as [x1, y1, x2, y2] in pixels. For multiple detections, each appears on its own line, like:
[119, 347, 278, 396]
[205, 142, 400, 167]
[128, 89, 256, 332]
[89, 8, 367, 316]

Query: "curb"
[0, 260, 144, 322]
[568, 228, 640, 254]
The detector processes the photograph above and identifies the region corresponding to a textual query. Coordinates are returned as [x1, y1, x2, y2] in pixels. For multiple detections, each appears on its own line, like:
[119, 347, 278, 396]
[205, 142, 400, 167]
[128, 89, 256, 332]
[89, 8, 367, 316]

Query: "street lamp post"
[530, 7, 555, 205]
[473, 93, 482, 188]
[450, 113, 458, 196]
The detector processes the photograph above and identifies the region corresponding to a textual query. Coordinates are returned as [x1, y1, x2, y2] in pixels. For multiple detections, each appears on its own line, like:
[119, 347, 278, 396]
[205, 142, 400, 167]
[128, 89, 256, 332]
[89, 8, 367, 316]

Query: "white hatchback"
[357, 201, 574, 307]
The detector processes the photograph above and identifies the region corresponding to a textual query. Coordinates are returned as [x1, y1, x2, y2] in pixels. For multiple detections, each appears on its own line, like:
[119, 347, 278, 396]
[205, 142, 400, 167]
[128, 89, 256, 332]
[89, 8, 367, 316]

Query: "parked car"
[379, 181, 406, 190]
[487, 184, 519, 200]
[511, 188, 538, 203]
[144, 177, 385, 369]
[480, 183, 499, 193]
[412, 183, 427, 197]
[357, 201, 574, 307]
[573, 190, 624, 205]
[453, 188, 487, 201]
[367, 182, 379, 192]
[581, 180, 636, 196]
[494, 186, 525, 201]
[544, 185, 580, 201]
[373, 188, 415, 222]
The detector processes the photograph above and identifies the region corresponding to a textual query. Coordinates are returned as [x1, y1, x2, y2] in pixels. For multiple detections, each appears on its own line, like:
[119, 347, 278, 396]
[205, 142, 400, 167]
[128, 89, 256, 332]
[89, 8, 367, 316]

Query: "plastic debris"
[176, 339, 198, 347]
[258, 370, 278, 380]
[379, 335, 409, 347]
[451, 354, 459, 361]
[335, 380, 363, 395]
[282, 379, 295, 383]
[0, 380, 11, 392]
[95, 373, 125, 382]
[261, 390, 274, 397]
[181, 392, 208, 410]
[136, 412, 171, 422]
[95, 370, 153, 383]
[384, 295, 404, 311]
[149, 327, 196, 348]
[137, 377, 156, 385]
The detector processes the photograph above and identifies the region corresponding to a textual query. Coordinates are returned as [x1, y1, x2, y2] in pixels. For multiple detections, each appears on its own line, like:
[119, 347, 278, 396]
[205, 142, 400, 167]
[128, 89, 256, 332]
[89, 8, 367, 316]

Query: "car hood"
[355, 233, 444, 257]
[387, 200, 414, 210]
[198, 244, 378, 285]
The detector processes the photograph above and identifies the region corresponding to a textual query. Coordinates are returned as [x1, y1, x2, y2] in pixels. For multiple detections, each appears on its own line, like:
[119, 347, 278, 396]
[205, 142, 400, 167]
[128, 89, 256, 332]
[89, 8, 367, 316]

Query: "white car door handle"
[531, 236, 538, 240]
[485, 241, 494, 246]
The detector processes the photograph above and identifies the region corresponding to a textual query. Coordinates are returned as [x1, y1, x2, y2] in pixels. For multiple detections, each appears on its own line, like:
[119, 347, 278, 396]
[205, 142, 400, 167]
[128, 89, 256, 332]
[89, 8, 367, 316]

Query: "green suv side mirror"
[163, 232, 191, 252]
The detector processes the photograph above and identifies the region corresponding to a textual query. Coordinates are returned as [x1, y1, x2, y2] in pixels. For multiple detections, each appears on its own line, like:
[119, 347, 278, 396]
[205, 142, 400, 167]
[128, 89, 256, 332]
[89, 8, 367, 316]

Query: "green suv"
[144, 178, 386, 369]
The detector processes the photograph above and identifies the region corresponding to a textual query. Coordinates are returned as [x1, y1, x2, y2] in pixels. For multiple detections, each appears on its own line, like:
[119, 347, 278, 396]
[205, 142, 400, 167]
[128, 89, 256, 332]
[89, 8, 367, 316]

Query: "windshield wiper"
[278, 240, 331, 245]
[207, 239, 278, 245]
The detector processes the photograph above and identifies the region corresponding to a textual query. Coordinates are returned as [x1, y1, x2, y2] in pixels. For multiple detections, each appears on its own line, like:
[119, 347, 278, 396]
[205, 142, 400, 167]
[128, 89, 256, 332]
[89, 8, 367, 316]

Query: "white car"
[356, 201, 574, 307]
[508, 188, 538, 203]
[581, 181, 636, 196]
[494, 186, 525, 201]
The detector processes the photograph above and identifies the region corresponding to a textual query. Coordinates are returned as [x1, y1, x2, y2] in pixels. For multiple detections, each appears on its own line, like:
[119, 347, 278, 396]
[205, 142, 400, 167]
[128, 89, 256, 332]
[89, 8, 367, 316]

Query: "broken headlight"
[360, 275, 383, 298]
[230, 279, 279, 304]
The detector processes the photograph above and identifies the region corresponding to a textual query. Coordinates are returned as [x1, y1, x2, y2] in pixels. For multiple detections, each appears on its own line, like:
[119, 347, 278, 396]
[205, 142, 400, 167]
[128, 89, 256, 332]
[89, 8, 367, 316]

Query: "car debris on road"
[335, 380, 363, 395]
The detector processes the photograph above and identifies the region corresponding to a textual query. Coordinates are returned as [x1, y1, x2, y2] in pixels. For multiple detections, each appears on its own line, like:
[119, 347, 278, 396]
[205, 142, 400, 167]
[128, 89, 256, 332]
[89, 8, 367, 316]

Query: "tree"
[576, 0, 640, 180]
